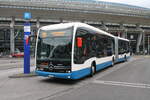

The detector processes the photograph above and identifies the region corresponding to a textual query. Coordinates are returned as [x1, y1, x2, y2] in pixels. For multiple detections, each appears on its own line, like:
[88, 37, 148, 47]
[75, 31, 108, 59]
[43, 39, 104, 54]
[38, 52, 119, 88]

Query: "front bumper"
[35, 70, 72, 79]
[35, 67, 91, 80]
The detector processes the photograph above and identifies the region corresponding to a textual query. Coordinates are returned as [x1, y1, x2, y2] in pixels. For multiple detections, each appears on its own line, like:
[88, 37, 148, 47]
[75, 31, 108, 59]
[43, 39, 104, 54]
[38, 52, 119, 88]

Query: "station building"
[0, 0, 150, 55]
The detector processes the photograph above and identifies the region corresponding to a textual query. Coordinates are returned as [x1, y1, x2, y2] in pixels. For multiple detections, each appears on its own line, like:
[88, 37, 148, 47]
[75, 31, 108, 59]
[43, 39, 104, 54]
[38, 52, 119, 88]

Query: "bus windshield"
[36, 27, 73, 62]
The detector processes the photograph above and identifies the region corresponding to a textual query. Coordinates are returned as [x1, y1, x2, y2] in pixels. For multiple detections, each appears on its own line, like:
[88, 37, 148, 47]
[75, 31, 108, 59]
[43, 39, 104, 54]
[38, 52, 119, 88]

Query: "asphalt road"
[0, 56, 150, 100]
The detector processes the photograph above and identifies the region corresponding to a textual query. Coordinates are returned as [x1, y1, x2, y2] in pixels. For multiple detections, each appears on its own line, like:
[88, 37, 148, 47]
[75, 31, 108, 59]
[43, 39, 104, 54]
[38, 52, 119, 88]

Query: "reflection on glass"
[37, 27, 73, 62]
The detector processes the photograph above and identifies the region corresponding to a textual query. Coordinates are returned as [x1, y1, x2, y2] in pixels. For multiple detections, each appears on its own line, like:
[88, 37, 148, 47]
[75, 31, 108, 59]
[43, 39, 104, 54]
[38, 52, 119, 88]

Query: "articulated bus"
[35, 22, 130, 80]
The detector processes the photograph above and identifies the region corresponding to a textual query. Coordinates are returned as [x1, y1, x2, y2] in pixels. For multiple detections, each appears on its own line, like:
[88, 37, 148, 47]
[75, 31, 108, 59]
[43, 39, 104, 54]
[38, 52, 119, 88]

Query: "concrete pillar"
[101, 21, 108, 31]
[122, 30, 128, 39]
[125, 29, 128, 39]
[36, 18, 40, 36]
[143, 31, 145, 55]
[136, 24, 143, 54]
[148, 35, 150, 55]
[36, 18, 40, 29]
[120, 23, 126, 38]
[60, 18, 63, 23]
[10, 17, 15, 54]
[121, 31, 126, 38]
[136, 32, 143, 54]
[81, 19, 85, 23]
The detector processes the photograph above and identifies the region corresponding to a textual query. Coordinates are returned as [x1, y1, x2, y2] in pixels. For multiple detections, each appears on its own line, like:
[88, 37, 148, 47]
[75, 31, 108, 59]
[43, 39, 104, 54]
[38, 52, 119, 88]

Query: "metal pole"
[125, 29, 127, 39]
[24, 22, 31, 74]
[24, 12, 31, 74]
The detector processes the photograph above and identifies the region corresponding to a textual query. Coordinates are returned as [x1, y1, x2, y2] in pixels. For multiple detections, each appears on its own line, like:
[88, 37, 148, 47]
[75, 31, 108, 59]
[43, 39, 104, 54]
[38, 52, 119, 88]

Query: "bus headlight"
[68, 76, 71, 78]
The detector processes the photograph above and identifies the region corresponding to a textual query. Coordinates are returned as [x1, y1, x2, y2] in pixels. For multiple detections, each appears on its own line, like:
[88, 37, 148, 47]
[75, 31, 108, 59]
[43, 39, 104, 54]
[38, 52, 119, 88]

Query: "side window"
[111, 38, 115, 55]
[126, 41, 130, 53]
[96, 34, 105, 58]
[74, 29, 89, 64]
[118, 40, 121, 54]
[96, 34, 114, 58]
[102, 35, 109, 57]
[74, 28, 98, 64]
[90, 35, 97, 57]
[96, 35, 101, 58]
[106, 37, 113, 56]
[122, 41, 127, 54]
[118, 40, 128, 54]
[118, 40, 123, 54]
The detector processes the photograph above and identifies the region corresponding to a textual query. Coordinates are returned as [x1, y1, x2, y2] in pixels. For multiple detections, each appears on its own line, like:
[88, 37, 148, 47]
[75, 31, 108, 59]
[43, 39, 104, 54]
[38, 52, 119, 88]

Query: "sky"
[97, 0, 150, 8]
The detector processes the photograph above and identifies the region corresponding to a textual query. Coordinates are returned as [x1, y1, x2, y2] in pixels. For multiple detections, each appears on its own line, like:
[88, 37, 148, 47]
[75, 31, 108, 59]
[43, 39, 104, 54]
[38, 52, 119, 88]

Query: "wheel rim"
[112, 58, 114, 66]
[112, 61, 114, 66]
[125, 56, 127, 61]
[91, 65, 95, 75]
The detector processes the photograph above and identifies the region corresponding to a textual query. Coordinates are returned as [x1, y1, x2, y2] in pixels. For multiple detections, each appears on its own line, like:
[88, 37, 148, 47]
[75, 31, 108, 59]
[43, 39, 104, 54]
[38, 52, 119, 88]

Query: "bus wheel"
[124, 55, 127, 62]
[112, 57, 115, 67]
[90, 64, 96, 77]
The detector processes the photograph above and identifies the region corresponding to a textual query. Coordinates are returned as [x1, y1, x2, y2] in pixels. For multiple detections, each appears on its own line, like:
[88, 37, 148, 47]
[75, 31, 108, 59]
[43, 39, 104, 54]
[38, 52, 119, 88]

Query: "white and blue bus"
[35, 22, 130, 80]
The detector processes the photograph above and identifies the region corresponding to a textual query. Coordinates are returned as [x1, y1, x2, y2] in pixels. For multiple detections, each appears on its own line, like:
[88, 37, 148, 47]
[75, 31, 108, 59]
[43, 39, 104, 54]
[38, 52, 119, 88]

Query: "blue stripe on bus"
[71, 68, 91, 79]
[127, 56, 131, 59]
[116, 58, 125, 62]
[96, 61, 112, 71]
[116, 56, 131, 63]
[35, 61, 113, 80]
[71, 61, 112, 79]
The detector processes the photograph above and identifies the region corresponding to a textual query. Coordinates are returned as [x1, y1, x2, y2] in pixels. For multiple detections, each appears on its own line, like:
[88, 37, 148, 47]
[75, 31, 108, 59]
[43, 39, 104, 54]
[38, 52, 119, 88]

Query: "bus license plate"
[48, 75, 54, 78]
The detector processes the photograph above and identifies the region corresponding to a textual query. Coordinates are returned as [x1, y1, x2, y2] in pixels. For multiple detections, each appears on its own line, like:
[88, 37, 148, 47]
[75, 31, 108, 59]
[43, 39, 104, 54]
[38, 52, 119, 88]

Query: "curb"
[9, 72, 37, 78]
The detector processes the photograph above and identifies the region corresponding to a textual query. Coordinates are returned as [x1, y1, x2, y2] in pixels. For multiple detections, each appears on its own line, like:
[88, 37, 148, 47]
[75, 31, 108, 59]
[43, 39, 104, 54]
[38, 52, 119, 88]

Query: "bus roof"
[40, 22, 75, 31]
[40, 22, 116, 38]
[117, 36, 129, 42]
[75, 22, 116, 38]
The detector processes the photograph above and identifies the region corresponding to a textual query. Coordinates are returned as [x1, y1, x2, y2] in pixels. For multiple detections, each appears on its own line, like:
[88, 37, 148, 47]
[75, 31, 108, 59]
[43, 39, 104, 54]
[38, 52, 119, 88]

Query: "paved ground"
[0, 56, 150, 100]
[51, 56, 150, 100]
[0, 57, 34, 70]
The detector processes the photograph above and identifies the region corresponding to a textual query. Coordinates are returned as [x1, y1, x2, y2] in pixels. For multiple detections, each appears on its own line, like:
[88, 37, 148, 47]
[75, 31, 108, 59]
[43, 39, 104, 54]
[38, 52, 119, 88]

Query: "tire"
[112, 57, 115, 67]
[90, 64, 96, 77]
[124, 55, 127, 62]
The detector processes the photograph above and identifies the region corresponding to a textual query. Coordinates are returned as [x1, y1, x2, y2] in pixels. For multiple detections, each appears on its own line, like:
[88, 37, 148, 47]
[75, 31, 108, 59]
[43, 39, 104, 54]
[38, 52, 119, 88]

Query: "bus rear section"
[35, 25, 74, 79]
[115, 37, 131, 62]
[71, 27, 115, 79]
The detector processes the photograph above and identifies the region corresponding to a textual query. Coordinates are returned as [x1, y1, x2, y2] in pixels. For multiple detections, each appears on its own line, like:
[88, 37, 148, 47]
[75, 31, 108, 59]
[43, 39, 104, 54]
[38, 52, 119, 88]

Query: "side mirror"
[77, 37, 83, 48]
